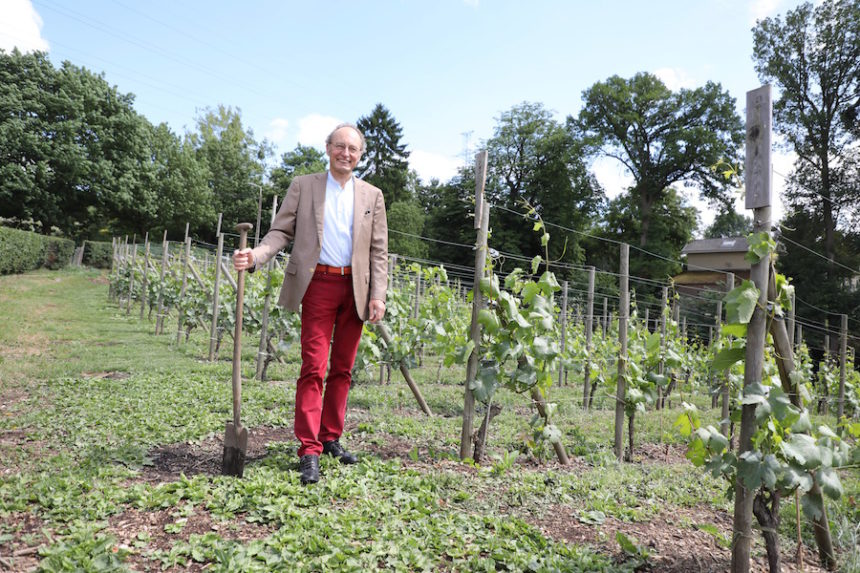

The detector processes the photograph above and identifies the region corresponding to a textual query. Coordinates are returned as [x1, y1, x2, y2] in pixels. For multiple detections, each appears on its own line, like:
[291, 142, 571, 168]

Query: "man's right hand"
[232, 248, 256, 271]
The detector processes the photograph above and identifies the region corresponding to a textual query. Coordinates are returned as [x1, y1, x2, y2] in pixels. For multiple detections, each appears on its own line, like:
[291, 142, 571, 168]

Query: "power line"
[777, 234, 859, 276]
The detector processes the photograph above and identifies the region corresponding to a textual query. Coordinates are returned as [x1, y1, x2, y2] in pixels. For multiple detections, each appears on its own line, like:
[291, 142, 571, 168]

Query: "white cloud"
[264, 117, 289, 145]
[409, 150, 462, 184]
[0, 0, 49, 53]
[463, 0, 480, 7]
[749, 0, 782, 23]
[296, 114, 341, 147]
[653, 67, 697, 91]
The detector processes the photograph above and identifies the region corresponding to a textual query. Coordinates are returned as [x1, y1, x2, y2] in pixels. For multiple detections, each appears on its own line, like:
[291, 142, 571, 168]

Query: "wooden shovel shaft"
[231, 223, 253, 428]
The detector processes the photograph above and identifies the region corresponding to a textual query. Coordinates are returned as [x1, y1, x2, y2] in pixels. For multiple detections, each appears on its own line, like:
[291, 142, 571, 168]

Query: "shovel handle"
[231, 222, 253, 427]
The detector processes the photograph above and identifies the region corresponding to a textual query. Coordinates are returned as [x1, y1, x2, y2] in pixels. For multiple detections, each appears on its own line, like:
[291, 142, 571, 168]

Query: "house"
[673, 236, 750, 294]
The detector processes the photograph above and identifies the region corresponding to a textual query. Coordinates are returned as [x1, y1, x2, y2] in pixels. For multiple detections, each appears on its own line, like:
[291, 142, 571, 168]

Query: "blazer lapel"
[312, 172, 326, 245]
[352, 179, 371, 250]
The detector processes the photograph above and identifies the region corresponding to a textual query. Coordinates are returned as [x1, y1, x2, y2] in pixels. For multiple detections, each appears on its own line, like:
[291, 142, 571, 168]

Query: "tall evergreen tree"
[357, 103, 411, 203]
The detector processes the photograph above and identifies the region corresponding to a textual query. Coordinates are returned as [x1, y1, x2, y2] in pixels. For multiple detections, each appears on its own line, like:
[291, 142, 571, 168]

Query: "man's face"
[326, 127, 363, 178]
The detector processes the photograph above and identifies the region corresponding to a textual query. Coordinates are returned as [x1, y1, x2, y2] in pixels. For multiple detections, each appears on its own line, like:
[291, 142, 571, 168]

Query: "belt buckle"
[339, 266, 345, 276]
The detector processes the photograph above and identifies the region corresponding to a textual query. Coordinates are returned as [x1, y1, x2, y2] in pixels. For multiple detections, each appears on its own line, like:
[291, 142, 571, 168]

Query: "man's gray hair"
[326, 122, 366, 153]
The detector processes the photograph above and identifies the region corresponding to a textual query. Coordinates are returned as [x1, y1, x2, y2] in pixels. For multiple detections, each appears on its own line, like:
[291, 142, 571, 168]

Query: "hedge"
[0, 227, 76, 275]
[82, 241, 113, 269]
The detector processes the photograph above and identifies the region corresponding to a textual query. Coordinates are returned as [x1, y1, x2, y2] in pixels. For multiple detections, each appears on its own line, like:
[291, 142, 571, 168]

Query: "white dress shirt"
[318, 171, 355, 267]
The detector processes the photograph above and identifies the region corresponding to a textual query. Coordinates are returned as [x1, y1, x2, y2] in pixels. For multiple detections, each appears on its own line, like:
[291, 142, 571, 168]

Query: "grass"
[0, 269, 857, 572]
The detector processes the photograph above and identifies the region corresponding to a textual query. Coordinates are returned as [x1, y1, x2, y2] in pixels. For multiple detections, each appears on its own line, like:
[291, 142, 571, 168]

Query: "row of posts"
[109, 198, 285, 380]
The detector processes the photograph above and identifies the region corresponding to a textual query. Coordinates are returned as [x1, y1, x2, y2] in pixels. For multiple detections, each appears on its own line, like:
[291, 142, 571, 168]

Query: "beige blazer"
[251, 172, 388, 321]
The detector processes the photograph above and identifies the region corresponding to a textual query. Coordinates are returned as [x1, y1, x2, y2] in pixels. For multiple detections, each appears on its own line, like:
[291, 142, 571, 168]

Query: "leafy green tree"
[0, 49, 154, 239]
[143, 123, 214, 239]
[189, 105, 271, 233]
[421, 168, 481, 268]
[387, 201, 429, 259]
[357, 103, 411, 203]
[704, 208, 752, 238]
[486, 102, 604, 272]
[270, 144, 326, 192]
[594, 187, 698, 284]
[574, 73, 744, 249]
[753, 0, 860, 272]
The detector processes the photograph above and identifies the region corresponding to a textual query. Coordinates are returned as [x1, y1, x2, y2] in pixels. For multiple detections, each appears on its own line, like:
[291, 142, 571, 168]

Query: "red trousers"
[295, 272, 364, 457]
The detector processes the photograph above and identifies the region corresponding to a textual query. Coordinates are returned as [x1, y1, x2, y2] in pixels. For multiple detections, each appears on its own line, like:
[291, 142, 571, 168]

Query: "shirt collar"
[326, 171, 354, 192]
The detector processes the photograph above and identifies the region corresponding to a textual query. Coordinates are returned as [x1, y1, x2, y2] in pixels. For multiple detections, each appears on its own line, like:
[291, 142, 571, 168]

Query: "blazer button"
[309, 267, 314, 273]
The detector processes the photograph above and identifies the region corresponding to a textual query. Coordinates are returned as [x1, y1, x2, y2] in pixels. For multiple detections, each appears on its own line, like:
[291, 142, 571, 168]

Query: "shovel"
[222, 222, 253, 477]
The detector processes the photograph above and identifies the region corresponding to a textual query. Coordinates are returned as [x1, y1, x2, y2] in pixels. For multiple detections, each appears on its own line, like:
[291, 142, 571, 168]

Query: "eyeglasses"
[331, 142, 361, 155]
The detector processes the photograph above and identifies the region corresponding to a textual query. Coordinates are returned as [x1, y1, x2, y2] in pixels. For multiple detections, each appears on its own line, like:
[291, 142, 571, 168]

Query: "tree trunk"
[625, 410, 635, 462]
[473, 403, 502, 464]
[530, 387, 569, 464]
[752, 488, 782, 573]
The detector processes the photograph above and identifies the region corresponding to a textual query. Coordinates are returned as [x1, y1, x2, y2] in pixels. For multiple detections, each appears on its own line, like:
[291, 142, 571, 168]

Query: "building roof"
[681, 236, 749, 255]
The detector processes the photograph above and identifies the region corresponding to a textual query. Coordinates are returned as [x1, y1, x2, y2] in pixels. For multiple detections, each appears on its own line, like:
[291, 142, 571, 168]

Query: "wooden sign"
[745, 85, 772, 209]
[474, 150, 488, 229]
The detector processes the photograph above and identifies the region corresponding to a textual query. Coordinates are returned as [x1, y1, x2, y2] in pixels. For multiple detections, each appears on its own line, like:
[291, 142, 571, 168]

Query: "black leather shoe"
[322, 439, 358, 464]
[299, 454, 319, 484]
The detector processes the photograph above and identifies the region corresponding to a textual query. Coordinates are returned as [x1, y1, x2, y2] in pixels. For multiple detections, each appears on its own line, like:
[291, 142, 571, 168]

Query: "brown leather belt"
[315, 263, 352, 275]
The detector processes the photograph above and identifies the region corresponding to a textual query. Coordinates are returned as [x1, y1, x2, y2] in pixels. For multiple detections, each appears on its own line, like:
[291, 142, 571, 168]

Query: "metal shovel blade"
[221, 421, 248, 477]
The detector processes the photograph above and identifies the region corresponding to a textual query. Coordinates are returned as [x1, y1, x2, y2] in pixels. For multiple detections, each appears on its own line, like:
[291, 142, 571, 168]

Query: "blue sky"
[2, 0, 805, 226]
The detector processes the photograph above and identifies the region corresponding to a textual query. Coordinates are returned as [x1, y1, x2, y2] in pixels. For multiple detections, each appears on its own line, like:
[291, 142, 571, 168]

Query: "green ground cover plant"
[0, 269, 856, 572]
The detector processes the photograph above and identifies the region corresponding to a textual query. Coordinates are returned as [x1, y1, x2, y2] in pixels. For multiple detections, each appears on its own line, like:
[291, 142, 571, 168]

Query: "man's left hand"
[368, 299, 385, 323]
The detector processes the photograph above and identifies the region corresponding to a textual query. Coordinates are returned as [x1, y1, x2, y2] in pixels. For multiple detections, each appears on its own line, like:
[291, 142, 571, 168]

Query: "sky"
[2, 0, 805, 230]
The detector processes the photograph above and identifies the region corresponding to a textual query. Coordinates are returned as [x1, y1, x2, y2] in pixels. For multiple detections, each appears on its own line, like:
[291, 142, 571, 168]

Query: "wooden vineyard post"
[732, 84, 772, 573]
[109, 238, 117, 300]
[120, 236, 130, 311]
[376, 324, 432, 415]
[721, 273, 735, 438]
[657, 286, 668, 410]
[140, 233, 150, 320]
[796, 324, 802, 352]
[209, 233, 224, 361]
[558, 280, 568, 387]
[256, 196, 278, 380]
[175, 235, 191, 344]
[837, 313, 848, 427]
[613, 243, 629, 462]
[787, 290, 796, 349]
[460, 150, 489, 461]
[601, 297, 609, 339]
[766, 263, 836, 569]
[583, 266, 595, 410]
[126, 235, 137, 316]
[155, 231, 169, 335]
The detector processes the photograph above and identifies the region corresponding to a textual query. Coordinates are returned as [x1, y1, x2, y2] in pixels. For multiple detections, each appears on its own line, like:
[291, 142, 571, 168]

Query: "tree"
[597, 187, 698, 283]
[704, 207, 752, 238]
[0, 49, 155, 239]
[357, 103, 411, 203]
[574, 73, 744, 249]
[753, 0, 860, 273]
[486, 102, 604, 272]
[189, 105, 270, 233]
[387, 201, 429, 259]
[421, 168, 481, 269]
[143, 123, 214, 239]
[270, 144, 327, 192]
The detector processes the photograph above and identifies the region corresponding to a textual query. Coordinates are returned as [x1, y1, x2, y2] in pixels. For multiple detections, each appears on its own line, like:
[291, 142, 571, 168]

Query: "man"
[232, 123, 388, 485]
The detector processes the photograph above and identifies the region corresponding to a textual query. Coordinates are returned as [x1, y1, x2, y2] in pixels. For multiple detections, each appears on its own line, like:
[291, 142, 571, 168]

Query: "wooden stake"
[460, 150, 489, 460]
[583, 267, 595, 410]
[733, 84, 772, 573]
[614, 244, 629, 462]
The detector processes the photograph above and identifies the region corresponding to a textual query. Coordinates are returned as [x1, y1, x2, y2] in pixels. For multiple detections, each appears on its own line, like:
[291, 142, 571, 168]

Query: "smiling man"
[232, 123, 388, 484]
